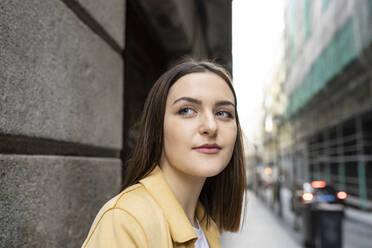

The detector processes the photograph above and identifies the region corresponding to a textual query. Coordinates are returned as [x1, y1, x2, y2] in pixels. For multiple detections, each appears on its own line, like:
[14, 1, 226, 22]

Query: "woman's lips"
[193, 143, 221, 154]
[193, 147, 221, 154]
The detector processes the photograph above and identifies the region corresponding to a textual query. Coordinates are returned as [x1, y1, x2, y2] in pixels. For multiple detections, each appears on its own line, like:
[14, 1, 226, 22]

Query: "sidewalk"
[345, 207, 372, 227]
[220, 191, 300, 248]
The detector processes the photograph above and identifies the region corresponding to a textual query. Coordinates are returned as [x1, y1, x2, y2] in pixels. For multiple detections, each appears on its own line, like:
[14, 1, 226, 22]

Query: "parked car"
[301, 180, 347, 206]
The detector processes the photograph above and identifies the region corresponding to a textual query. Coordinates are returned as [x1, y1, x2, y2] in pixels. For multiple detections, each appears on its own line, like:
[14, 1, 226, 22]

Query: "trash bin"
[303, 205, 316, 247]
[314, 203, 344, 248]
[303, 202, 344, 248]
[299, 181, 347, 248]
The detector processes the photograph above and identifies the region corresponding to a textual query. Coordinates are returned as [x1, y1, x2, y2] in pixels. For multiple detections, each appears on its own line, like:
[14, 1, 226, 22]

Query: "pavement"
[220, 191, 300, 248]
[344, 206, 372, 226]
[220, 188, 372, 248]
[280, 187, 372, 248]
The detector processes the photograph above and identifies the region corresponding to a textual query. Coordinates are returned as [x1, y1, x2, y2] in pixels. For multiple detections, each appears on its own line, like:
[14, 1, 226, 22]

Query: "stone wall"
[1, 0, 232, 246]
[0, 0, 125, 246]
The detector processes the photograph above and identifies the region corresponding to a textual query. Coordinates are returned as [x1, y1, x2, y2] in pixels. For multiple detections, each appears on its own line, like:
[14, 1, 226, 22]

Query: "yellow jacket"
[82, 166, 221, 248]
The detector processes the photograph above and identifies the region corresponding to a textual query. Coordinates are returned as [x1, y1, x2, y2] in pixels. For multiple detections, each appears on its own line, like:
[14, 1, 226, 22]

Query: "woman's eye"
[216, 111, 233, 118]
[178, 107, 195, 115]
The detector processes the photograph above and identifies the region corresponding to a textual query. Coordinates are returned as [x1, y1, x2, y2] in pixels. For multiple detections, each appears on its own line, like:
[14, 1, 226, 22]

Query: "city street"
[220, 191, 300, 248]
[280, 187, 372, 248]
[221, 189, 372, 248]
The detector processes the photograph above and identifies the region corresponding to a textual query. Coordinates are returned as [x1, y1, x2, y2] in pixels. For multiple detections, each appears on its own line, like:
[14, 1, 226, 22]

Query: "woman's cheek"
[164, 118, 189, 147]
[222, 122, 237, 140]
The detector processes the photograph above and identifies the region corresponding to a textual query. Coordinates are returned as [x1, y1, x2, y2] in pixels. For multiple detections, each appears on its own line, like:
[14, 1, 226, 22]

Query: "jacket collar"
[139, 166, 221, 245]
[196, 202, 221, 247]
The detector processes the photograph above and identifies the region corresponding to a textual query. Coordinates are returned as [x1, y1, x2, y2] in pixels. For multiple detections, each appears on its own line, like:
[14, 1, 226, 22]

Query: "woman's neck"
[160, 164, 206, 227]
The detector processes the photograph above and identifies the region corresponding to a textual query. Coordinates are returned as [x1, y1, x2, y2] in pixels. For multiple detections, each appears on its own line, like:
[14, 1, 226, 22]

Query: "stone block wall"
[1, 0, 233, 245]
[0, 0, 125, 246]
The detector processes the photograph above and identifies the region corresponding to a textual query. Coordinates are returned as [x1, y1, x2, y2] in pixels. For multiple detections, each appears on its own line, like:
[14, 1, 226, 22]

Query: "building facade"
[283, 0, 372, 210]
[0, 0, 232, 246]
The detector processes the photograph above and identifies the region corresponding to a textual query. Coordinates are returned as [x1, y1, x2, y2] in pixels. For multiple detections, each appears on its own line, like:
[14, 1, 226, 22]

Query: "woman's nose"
[199, 112, 217, 136]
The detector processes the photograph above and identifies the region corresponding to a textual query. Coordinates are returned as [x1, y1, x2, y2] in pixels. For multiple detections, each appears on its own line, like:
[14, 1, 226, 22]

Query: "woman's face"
[160, 72, 237, 178]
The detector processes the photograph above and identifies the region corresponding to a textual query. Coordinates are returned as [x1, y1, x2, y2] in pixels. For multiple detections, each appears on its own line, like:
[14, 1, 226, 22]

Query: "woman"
[82, 60, 246, 248]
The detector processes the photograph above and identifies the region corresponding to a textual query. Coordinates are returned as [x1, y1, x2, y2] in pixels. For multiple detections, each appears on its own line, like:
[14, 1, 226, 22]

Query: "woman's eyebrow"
[173, 97, 235, 107]
[173, 97, 201, 105]
[215, 100, 235, 107]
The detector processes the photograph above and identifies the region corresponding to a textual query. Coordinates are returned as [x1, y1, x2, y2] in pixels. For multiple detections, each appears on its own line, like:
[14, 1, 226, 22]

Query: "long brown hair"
[123, 60, 246, 232]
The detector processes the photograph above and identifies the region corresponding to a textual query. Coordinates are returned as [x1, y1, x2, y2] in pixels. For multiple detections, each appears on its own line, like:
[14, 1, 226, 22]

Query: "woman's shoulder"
[82, 183, 171, 247]
[94, 182, 167, 230]
[98, 183, 162, 217]
[84, 183, 171, 247]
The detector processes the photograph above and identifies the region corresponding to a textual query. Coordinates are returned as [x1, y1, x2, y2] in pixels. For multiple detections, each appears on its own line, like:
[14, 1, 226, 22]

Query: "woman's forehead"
[167, 72, 235, 104]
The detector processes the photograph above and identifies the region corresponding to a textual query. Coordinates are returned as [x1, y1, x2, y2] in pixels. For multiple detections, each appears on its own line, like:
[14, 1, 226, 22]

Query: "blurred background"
[1, 0, 372, 247]
[229, 0, 372, 248]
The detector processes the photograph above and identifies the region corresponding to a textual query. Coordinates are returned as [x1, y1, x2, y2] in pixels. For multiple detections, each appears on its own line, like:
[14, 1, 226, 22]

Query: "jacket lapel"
[140, 166, 197, 244]
[140, 166, 221, 247]
[196, 202, 221, 248]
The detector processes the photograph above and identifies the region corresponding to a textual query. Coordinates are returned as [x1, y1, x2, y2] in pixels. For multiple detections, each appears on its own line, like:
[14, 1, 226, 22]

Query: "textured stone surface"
[0, 155, 122, 248]
[0, 0, 123, 149]
[77, 0, 125, 48]
[203, 0, 232, 73]
[133, 0, 231, 71]
[135, 0, 196, 53]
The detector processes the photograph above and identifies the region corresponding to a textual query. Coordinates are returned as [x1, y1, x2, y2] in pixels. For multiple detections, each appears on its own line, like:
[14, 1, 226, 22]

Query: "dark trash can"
[315, 209, 343, 248]
[303, 203, 344, 248]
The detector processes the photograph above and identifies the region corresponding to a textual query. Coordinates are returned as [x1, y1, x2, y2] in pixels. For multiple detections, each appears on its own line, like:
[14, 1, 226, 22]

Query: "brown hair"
[123, 60, 246, 232]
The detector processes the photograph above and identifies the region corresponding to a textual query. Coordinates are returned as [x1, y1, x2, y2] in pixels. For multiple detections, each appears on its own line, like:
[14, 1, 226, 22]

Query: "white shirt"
[193, 219, 210, 248]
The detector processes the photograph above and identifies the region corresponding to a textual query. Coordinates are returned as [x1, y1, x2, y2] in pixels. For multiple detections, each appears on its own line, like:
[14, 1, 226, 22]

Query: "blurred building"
[245, 140, 263, 192]
[283, 0, 372, 210]
[258, 41, 291, 207]
[0, 0, 232, 246]
[262, 45, 287, 181]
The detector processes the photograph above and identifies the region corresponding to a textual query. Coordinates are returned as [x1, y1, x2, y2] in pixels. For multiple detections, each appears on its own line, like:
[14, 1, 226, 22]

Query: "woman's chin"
[187, 163, 227, 178]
